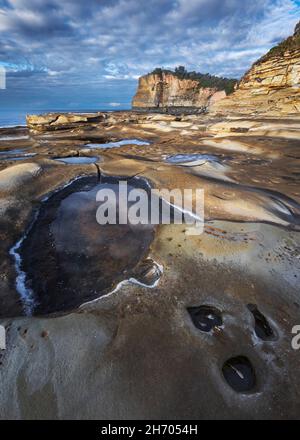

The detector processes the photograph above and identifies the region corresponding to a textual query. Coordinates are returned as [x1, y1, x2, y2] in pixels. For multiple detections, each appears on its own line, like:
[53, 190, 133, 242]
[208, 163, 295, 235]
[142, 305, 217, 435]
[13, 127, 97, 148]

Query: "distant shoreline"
[0, 107, 208, 130]
[0, 107, 131, 129]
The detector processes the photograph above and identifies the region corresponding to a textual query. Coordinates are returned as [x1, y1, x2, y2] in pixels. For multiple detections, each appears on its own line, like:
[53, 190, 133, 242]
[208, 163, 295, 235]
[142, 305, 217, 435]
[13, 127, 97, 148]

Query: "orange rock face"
[132, 71, 226, 109]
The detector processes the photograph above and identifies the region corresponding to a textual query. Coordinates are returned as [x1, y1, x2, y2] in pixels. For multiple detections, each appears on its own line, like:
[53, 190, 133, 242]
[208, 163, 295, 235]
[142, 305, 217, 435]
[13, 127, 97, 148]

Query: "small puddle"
[0, 148, 27, 156]
[0, 135, 29, 141]
[188, 305, 222, 332]
[222, 356, 256, 393]
[166, 154, 221, 166]
[85, 139, 150, 149]
[247, 304, 276, 341]
[132, 259, 162, 287]
[14, 175, 156, 316]
[166, 153, 233, 182]
[0, 153, 36, 161]
[54, 156, 98, 164]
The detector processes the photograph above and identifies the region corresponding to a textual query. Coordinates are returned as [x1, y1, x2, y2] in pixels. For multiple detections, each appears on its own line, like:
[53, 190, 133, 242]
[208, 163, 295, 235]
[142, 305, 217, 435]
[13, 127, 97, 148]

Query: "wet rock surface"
[0, 110, 300, 419]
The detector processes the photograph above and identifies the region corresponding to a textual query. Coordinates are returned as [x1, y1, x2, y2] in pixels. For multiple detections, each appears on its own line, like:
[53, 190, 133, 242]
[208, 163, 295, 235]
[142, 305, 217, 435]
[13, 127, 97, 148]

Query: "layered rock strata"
[132, 71, 226, 111]
[211, 22, 300, 116]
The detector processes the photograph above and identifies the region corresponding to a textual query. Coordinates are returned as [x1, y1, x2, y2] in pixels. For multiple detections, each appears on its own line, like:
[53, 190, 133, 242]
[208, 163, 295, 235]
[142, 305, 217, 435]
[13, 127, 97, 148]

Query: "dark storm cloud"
[0, 0, 299, 108]
[0, 0, 73, 38]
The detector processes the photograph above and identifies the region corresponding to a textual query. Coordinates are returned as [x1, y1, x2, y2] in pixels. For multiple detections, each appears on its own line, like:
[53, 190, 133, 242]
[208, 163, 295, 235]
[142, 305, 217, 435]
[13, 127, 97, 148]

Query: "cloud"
[0, 0, 299, 109]
[0, 0, 73, 38]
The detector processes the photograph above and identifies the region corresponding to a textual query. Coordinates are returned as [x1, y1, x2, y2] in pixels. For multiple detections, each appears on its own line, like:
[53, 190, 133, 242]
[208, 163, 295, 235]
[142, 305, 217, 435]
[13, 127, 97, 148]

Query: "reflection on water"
[18, 177, 154, 315]
[54, 156, 98, 164]
[0, 148, 27, 155]
[166, 153, 221, 165]
[0, 135, 29, 141]
[85, 139, 150, 149]
[0, 153, 36, 161]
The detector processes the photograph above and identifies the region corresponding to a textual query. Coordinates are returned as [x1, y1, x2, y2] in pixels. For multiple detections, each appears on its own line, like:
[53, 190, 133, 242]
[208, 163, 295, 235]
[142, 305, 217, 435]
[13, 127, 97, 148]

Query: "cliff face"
[132, 71, 226, 110]
[211, 22, 300, 116]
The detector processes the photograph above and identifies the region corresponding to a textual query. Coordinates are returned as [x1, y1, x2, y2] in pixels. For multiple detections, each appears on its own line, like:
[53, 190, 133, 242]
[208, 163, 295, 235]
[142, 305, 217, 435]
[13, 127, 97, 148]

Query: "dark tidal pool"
[15, 176, 155, 316]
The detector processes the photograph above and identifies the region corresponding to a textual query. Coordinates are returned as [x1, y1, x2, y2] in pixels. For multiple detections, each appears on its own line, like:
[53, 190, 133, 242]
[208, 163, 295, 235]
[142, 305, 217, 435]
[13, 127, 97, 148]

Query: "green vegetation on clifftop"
[151, 66, 238, 95]
[255, 20, 300, 65]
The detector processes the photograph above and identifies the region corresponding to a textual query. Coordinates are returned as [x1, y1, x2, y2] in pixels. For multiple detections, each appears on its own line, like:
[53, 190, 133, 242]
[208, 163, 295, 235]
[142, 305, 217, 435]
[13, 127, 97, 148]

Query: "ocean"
[0, 110, 28, 127]
[0, 107, 129, 128]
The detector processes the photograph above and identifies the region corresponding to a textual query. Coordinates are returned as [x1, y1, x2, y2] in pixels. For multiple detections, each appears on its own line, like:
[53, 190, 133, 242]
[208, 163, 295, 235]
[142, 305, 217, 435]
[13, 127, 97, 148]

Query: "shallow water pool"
[85, 139, 150, 149]
[54, 156, 98, 164]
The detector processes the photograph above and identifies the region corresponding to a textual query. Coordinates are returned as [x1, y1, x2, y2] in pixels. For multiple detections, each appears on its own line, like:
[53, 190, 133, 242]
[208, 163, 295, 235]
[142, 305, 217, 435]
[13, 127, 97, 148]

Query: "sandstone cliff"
[132, 70, 227, 111]
[211, 22, 300, 116]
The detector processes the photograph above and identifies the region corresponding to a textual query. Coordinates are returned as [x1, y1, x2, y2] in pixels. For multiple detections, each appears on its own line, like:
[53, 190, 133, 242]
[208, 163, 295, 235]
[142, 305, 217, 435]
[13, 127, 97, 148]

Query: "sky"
[0, 0, 299, 112]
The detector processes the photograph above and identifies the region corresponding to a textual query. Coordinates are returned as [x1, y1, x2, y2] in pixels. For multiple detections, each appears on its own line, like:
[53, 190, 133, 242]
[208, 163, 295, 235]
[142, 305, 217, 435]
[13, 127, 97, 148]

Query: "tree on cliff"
[174, 66, 187, 78]
[151, 66, 237, 94]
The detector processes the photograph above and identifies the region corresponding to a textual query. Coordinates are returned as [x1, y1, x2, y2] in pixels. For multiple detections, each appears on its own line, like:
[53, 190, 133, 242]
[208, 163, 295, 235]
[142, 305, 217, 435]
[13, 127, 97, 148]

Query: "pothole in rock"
[85, 139, 150, 149]
[247, 304, 277, 341]
[12, 175, 156, 316]
[131, 259, 162, 287]
[222, 356, 256, 393]
[54, 156, 98, 164]
[187, 305, 223, 332]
